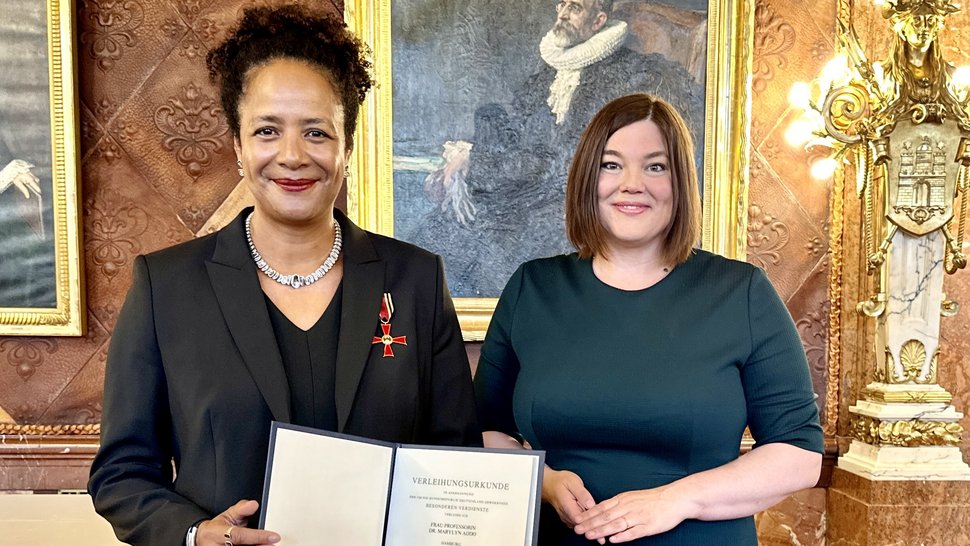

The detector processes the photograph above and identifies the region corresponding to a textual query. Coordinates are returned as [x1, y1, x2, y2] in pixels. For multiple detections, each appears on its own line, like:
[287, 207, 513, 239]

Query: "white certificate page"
[261, 426, 394, 546]
[384, 447, 541, 546]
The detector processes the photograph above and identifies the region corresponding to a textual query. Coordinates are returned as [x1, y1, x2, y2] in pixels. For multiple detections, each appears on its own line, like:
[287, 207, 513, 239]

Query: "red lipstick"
[273, 179, 316, 192]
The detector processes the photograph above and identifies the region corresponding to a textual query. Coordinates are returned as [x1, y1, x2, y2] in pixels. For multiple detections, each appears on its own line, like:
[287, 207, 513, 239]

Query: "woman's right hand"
[196, 500, 280, 546]
[542, 467, 595, 529]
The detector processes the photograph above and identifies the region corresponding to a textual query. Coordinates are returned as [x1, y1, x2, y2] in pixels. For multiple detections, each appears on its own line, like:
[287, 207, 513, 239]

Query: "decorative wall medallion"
[751, 0, 796, 93]
[160, 17, 184, 37]
[93, 97, 119, 121]
[747, 204, 791, 269]
[93, 137, 124, 165]
[760, 139, 780, 162]
[13, 403, 38, 423]
[809, 39, 830, 62]
[190, 16, 218, 46]
[750, 119, 767, 147]
[174, 0, 203, 21]
[84, 188, 150, 279]
[180, 205, 208, 226]
[749, 153, 766, 180]
[163, 0, 219, 59]
[80, 0, 146, 72]
[796, 305, 828, 382]
[72, 403, 103, 424]
[111, 119, 138, 143]
[0, 338, 58, 381]
[805, 236, 825, 257]
[81, 115, 100, 147]
[92, 303, 119, 327]
[154, 83, 229, 180]
[176, 35, 206, 60]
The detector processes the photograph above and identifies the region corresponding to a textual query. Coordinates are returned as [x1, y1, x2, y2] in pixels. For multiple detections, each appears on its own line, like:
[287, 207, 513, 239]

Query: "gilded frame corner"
[345, 0, 751, 340]
[0, 0, 84, 336]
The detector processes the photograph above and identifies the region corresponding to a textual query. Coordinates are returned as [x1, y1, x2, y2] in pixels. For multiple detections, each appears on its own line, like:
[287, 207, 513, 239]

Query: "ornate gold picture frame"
[0, 0, 83, 336]
[345, 0, 751, 340]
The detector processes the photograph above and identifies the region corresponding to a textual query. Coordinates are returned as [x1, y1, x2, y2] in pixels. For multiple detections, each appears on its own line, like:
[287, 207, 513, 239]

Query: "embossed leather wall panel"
[745, 6, 837, 539]
[745, 0, 837, 431]
[0, 0, 341, 429]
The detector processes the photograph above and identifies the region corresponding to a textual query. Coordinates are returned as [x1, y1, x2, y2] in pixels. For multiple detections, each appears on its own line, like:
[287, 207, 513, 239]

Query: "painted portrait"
[388, 0, 709, 298]
[0, 0, 83, 336]
[0, 0, 55, 309]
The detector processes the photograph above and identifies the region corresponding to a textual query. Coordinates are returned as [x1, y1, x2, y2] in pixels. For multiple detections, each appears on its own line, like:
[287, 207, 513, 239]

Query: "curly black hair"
[206, 5, 374, 147]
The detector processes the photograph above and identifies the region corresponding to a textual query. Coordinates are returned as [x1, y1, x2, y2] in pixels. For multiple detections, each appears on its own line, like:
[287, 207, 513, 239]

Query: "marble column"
[839, 230, 970, 479]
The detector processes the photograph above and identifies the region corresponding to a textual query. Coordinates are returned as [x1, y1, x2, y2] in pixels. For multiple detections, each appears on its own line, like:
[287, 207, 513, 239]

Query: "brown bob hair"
[565, 93, 701, 265]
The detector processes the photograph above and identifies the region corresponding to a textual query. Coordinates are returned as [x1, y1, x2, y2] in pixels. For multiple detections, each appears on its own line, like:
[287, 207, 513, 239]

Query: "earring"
[344, 165, 350, 181]
[237, 159, 244, 178]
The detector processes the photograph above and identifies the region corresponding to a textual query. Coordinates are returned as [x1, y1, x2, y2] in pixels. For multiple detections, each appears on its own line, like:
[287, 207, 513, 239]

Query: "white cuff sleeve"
[186, 522, 200, 546]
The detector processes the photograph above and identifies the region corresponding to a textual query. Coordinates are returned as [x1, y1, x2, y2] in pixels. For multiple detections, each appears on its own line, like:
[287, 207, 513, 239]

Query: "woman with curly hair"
[88, 6, 480, 546]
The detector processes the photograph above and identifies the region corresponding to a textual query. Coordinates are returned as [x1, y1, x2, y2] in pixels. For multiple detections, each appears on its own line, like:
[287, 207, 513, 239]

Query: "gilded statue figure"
[826, 0, 969, 280]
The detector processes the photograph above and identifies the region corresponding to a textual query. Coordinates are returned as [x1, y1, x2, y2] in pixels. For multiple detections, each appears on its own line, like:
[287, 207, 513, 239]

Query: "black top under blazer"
[88, 208, 481, 546]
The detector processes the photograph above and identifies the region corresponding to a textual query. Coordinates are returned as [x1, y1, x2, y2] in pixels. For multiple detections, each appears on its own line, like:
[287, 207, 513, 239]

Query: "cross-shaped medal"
[372, 293, 407, 357]
[373, 322, 407, 357]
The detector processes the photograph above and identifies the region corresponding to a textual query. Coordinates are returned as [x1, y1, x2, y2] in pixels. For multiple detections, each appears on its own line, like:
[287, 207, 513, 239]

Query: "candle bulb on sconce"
[809, 157, 839, 180]
[820, 54, 853, 92]
[784, 78, 837, 177]
[788, 82, 814, 111]
[952, 65, 970, 101]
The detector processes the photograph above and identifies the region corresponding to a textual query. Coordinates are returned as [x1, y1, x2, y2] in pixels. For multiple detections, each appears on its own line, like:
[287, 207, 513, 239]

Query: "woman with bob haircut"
[475, 93, 822, 545]
[88, 6, 479, 546]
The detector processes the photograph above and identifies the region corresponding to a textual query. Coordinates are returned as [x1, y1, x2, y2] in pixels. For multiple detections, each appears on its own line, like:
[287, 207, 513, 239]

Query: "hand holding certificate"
[258, 422, 543, 546]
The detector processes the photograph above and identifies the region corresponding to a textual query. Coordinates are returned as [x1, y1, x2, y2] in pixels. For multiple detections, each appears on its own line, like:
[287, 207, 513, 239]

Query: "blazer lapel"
[334, 210, 384, 431]
[205, 209, 292, 423]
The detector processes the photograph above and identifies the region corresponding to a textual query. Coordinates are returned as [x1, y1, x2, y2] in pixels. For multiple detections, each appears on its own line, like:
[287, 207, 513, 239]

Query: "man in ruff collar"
[414, 0, 703, 297]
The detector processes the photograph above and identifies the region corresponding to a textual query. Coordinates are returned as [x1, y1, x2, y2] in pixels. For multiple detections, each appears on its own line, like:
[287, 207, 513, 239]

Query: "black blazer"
[88, 208, 480, 546]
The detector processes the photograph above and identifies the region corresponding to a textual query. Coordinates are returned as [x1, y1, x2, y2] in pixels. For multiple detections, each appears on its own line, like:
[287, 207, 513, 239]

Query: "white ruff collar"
[539, 21, 628, 125]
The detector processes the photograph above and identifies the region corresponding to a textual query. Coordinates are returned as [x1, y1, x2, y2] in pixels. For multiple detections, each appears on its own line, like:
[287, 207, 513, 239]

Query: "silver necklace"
[245, 212, 342, 289]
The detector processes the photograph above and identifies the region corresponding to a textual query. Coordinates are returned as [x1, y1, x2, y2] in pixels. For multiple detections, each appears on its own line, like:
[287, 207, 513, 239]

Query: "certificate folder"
[259, 422, 543, 546]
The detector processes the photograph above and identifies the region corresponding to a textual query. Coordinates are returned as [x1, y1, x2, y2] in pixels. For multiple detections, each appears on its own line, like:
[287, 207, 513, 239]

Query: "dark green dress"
[475, 251, 823, 545]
